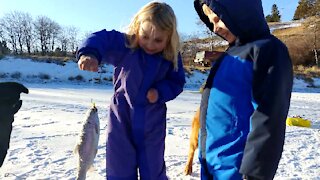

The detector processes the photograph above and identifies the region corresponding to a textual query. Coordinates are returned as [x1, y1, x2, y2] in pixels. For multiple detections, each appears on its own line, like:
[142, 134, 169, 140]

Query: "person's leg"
[214, 165, 242, 180]
[106, 106, 138, 180]
[137, 139, 167, 180]
[199, 158, 214, 180]
[135, 106, 167, 180]
[206, 138, 244, 180]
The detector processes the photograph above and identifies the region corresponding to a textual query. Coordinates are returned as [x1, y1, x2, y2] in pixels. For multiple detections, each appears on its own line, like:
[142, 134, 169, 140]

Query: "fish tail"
[90, 99, 96, 108]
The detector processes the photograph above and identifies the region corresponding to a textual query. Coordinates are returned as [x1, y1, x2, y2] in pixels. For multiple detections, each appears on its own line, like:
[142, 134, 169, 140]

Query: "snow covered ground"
[0, 57, 320, 179]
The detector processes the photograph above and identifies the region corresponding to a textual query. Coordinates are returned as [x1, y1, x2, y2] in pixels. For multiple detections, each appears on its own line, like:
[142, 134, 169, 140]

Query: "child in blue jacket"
[77, 2, 185, 179]
[194, 0, 293, 179]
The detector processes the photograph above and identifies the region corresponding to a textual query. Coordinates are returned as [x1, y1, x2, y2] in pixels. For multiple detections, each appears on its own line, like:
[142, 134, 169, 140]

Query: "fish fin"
[91, 99, 96, 108]
[74, 144, 80, 155]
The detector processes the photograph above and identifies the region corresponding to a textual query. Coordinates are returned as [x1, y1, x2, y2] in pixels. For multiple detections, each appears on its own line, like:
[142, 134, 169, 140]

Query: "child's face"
[202, 4, 236, 44]
[138, 21, 169, 55]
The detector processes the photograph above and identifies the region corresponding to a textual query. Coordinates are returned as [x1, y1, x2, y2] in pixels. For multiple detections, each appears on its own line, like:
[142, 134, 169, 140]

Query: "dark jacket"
[0, 82, 28, 167]
[194, 0, 293, 179]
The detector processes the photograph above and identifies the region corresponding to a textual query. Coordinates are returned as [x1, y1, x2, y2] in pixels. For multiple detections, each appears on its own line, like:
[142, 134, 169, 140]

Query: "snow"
[0, 57, 319, 179]
[269, 22, 302, 33]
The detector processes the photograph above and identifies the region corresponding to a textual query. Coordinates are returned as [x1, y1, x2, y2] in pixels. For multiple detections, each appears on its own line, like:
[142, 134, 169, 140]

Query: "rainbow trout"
[74, 105, 100, 180]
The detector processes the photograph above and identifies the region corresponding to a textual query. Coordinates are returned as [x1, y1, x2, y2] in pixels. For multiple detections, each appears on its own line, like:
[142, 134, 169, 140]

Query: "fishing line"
[89, 64, 103, 108]
[90, 69, 96, 108]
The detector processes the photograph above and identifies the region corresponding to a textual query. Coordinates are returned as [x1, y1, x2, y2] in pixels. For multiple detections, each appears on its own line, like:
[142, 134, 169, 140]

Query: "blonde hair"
[126, 1, 180, 70]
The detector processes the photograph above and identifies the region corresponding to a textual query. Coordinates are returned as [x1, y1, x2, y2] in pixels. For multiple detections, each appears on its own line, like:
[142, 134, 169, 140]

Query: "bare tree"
[49, 21, 61, 52]
[34, 16, 53, 55]
[3, 11, 31, 54]
[0, 23, 4, 41]
[183, 40, 199, 66]
[67, 26, 79, 53]
[196, 17, 216, 51]
[2, 11, 33, 54]
[20, 12, 34, 54]
[313, 17, 319, 66]
[82, 31, 94, 39]
[1, 12, 19, 54]
[14, 12, 26, 53]
[58, 27, 69, 53]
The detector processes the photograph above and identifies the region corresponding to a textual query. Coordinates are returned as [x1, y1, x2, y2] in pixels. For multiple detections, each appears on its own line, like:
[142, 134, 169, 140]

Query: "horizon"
[0, 0, 299, 37]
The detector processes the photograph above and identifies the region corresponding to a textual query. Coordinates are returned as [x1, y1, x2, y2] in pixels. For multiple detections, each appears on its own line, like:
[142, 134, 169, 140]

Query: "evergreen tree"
[293, 0, 319, 20]
[266, 4, 281, 22]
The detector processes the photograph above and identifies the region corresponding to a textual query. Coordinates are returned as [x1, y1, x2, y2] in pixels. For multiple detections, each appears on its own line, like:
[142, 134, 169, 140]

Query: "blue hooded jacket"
[194, 0, 293, 179]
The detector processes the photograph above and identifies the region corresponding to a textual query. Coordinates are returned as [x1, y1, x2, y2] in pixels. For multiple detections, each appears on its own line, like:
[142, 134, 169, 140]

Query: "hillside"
[273, 16, 320, 66]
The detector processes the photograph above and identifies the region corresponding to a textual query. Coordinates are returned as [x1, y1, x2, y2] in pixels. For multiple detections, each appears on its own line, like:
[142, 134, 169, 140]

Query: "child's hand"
[147, 88, 158, 103]
[78, 55, 99, 72]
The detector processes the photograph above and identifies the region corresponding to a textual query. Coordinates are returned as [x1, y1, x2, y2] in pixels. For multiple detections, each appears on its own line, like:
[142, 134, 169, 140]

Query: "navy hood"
[194, 0, 270, 43]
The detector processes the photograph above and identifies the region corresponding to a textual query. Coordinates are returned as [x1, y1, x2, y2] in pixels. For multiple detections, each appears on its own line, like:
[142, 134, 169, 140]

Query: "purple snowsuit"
[77, 30, 186, 179]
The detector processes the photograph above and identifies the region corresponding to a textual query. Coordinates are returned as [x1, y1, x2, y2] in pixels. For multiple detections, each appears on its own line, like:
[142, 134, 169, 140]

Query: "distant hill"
[272, 16, 319, 66]
[181, 17, 320, 78]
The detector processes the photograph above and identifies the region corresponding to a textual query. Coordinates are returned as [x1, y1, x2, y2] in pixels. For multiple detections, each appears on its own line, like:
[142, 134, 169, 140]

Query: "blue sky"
[0, 0, 300, 36]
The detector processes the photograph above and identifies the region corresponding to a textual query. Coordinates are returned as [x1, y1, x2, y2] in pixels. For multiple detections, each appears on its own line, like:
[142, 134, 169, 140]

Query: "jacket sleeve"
[239, 38, 293, 179]
[76, 29, 127, 66]
[154, 54, 186, 103]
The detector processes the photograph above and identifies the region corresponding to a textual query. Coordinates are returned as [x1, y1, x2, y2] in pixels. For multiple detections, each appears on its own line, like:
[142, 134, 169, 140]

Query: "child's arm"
[152, 54, 186, 103]
[239, 41, 293, 179]
[76, 29, 127, 66]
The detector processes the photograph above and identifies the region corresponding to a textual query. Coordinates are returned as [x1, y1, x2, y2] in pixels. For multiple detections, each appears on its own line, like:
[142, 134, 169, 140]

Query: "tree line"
[0, 11, 83, 57]
[1, 0, 319, 59]
[264, 0, 319, 22]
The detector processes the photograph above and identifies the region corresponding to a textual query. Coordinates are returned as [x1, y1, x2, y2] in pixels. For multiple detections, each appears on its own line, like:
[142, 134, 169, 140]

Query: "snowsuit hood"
[194, 0, 270, 43]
